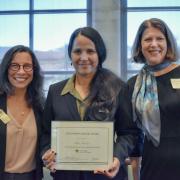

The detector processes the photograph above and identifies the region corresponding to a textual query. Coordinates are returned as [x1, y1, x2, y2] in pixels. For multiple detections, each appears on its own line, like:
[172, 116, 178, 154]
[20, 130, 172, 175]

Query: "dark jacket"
[0, 93, 43, 180]
[41, 75, 140, 180]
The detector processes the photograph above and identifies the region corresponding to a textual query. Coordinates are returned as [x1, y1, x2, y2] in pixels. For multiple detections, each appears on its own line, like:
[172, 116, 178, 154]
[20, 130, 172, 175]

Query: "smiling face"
[8, 52, 33, 92]
[71, 34, 99, 78]
[141, 27, 167, 65]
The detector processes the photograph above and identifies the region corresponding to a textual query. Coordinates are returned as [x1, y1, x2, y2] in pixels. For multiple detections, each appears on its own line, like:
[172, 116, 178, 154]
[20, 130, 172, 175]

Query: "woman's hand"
[42, 149, 56, 172]
[94, 157, 120, 178]
[129, 157, 141, 180]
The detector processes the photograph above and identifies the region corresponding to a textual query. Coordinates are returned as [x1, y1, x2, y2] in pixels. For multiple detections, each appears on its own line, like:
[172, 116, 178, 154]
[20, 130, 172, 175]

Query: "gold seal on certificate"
[51, 121, 114, 171]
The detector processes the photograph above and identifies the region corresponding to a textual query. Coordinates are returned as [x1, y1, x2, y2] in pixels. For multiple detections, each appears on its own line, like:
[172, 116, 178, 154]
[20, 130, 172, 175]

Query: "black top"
[128, 66, 180, 180]
[41, 74, 140, 180]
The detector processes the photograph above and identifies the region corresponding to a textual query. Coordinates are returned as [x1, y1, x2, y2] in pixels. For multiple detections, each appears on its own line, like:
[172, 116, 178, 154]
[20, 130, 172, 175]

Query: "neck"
[146, 60, 171, 72]
[9, 88, 27, 101]
[75, 74, 94, 88]
[7, 89, 31, 121]
[74, 74, 94, 99]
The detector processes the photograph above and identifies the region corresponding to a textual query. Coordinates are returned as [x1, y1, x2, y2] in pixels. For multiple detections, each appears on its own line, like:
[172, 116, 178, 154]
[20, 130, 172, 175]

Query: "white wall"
[92, 0, 121, 76]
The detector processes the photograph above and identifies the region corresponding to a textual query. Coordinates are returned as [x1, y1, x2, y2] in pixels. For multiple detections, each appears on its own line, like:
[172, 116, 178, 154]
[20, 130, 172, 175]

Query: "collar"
[154, 63, 179, 77]
[144, 60, 179, 77]
[61, 75, 83, 102]
[145, 60, 171, 72]
[61, 75, 75, 95]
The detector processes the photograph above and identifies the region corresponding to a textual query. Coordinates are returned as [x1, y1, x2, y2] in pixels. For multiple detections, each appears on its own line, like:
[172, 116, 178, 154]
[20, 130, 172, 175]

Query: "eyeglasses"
[9, 63, 33, 72]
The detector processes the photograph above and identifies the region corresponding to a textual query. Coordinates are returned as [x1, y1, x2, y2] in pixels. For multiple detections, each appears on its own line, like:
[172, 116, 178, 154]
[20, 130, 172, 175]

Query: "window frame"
[0, 0, 92, 77]
[120, 0, 180, 80]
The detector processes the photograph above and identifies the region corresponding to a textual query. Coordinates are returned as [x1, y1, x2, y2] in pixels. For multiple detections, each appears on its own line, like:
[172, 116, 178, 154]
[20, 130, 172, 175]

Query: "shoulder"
[45, 79, 69, 101]
[48, 79, 69, 93]
[100, 68, 125, 87]
[171, 65, 180, 77]
[125, 75, 138, 96]
[155, 64, 180, 80]
[100, 68, 120, 79]
[0, 93, 7, 109]
[127, 75, 137, 86]
[126, 75, 138, 93]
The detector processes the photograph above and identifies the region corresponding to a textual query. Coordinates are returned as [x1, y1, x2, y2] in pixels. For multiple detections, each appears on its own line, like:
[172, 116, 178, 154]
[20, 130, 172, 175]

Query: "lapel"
[63, 92, 81, 121]
[57, 80, 82, 121]
[0, 94, 7, 171]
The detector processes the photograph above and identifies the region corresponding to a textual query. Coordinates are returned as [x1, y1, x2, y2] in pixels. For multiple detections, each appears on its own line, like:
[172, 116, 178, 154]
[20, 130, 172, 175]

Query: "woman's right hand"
[42, 149, 56, 172]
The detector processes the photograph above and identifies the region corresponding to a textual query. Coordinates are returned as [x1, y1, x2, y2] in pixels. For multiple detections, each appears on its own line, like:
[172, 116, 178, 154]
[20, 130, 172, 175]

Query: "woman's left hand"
[94, 157, 120, 178]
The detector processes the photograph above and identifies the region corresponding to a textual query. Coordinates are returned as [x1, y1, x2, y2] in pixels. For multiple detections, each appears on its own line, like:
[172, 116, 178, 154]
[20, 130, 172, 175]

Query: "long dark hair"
[0, 45, 44, 110]
[85, 68, 123, 121]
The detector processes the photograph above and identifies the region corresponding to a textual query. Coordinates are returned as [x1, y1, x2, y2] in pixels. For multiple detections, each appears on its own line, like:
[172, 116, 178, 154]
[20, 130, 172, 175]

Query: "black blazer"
[0, 94, 43, 180]
[41, 79, 140, 180]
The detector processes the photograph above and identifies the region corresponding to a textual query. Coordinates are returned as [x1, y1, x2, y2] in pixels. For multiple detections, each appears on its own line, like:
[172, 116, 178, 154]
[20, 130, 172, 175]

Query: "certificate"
[51, 121, 114, 171]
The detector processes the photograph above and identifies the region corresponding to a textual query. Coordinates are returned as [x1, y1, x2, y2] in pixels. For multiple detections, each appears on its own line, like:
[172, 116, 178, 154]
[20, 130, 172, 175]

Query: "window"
[0, 0, 92, 93]
[121, 0, 180, 80]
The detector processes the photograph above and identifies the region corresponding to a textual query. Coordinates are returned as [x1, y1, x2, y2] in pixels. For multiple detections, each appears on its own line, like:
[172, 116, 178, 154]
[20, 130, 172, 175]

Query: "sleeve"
[129, 132, 144, 157]
[40, 85, 55, 157]
[113, 83, 142, 165]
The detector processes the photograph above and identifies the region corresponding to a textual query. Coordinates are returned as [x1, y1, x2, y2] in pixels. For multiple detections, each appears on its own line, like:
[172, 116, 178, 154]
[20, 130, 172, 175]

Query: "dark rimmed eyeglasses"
[9, 63, 33, 72]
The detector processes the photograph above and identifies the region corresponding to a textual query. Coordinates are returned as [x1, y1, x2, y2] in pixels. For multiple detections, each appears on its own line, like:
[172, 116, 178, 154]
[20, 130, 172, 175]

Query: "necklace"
[20, 108, 31, 116]
[20, 111, 25, 116]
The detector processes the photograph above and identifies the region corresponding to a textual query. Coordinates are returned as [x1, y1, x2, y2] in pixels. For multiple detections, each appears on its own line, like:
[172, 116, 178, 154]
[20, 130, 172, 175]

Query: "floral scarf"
[132, 61, 171, 147]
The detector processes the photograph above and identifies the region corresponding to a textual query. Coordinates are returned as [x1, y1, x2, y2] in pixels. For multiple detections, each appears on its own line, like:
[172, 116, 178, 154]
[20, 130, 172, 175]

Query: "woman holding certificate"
[127, 18, 180, 180]
[41, 27, 139, 180]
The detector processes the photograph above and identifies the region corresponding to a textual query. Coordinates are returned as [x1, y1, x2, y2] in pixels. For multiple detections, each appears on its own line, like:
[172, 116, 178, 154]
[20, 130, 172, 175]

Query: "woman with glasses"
[0, 45, 44, 180]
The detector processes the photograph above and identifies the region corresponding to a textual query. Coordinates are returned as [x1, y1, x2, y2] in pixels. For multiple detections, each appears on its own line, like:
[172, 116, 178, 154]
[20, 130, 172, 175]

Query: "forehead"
[12, 52, 32, 64]
[142, 27, 165, 38]
[72, 34, 95, 48]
